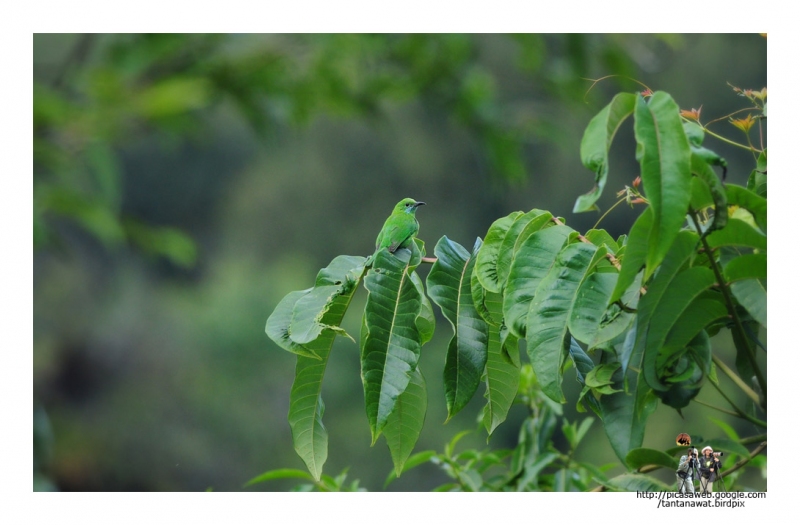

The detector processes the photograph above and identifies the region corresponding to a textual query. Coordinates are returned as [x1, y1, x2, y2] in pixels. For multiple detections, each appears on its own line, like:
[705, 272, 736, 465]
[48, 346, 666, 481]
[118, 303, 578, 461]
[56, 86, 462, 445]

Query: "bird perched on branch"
[374, 198, 425, 254]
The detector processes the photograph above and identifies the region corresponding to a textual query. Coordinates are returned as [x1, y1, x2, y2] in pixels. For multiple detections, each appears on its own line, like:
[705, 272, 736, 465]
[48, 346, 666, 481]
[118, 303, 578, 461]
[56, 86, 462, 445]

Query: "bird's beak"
[414, 201, 426, 208]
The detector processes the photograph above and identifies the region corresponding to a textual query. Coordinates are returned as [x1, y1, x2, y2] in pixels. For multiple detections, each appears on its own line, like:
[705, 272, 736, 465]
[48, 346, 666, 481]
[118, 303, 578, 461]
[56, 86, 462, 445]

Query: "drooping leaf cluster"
[265, 90, 766, 485]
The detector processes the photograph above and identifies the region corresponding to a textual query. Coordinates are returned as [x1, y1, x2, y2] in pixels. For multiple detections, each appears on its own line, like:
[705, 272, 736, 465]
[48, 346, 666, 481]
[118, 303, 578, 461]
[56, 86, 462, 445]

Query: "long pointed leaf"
[609, 208, 652, 304]
[383, 368, 427, 476]
[731, 279, 767, 328]
[706, 219, 766, 251]
[600, 371, 658, 465]
[574, 92, 637, 212]
[643, 266, 716, 391]
[286, 256, 367, 480]
[427, 237, 489, 419]
[570, 271, 639, 350]
[503, 224, 572, 339]
[266, 288, 319, 359]
[727, 184, 766, 233]
[410, 271, 436, 344]
[625, 230, 699, 376]
[527, 241, 599, 402]
[474, 212, 522, 293]
[495, 209, 547, 286]
[362, 248, 424, 443]
[482, 292, 520, 436]
[634, 92, 692, 279]
[663, 292, 728, 353]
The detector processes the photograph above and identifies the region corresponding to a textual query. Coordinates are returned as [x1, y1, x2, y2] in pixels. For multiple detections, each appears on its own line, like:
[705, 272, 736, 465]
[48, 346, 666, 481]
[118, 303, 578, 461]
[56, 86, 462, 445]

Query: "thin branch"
[707, 379, 766, 428]
[550, 217, 621, 271]
[712, 355, 761, 405]
[421, 257, 437, 264]
[691, 398, 740, 418]
[721, 441, 767, 479]
[592, 195, 628, 230]
[688, 209, 767, 403]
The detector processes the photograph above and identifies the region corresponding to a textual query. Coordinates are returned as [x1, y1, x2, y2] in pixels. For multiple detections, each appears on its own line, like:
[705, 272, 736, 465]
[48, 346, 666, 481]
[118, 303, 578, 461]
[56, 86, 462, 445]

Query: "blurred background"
[33, 34, 766, 491]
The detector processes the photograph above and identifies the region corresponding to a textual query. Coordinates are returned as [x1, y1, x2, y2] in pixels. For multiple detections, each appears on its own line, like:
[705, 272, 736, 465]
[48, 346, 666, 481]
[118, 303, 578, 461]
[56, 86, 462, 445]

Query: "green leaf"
[723, 252, 767, 283]
[709, 418, 740, 442]
[288, 255, 367, 345]
[244, 468, 315, 487]
[699, 438, 750, 458]
[515, 452, 559, 491]
[290, 285, 349, 344]
[634, 92, 692, 279]
[268, 256, 368, 481]
[574, 92, 636, 212]
[731, 279, 767, 328]
[705, 219, 766, 251]
[610, 207, 652, 304]
[747, 149, 767, 198]
[585, 362, 622, 389]
[474, 212, 522, 293]
[383, 450, 437, 488]
[625, 230, 699, 376]
[383, 368, 428, 476]
[495, 209, 548, 286]
[265, 289, 319, 359]
[643, 266, 716, 391]
[625, 448, 678, 471]
[481, 292, 520, 436]
[685, 121, 727, 176]
[513, 211, 555, 251]
[503, 224, 572, 339]
[410, 271, 436, 344]
[362, 247, 424, 443]
[288, 355, 330, 481]
[653, 331, 709, 409]
[527, 241, 599, 402]
[568, 338, 602, 415]
[727, 184, 766, 233]
[599, 370, 658, 464]
[570, 271, 638, 350]
[603, 473, 673, 492]
[690, 153, 728, 233]
[427, 237, 489, 419]
[470, 269, 494, 327]
[575, 417, 595, 446]
[663, 292, 728, 355]
[584, 229, 619, 253]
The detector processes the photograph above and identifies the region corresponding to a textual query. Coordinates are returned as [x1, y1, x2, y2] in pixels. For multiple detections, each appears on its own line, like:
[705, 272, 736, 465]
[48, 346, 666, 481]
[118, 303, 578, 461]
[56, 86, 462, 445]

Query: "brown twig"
[550, 217, 622, 271]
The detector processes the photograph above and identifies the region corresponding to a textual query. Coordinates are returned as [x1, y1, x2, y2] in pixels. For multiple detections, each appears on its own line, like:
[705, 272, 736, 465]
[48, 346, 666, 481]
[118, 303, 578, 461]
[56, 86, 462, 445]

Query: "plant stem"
[702, 127, 760, 152]
[551, 217, 622, 271]
[688, 209, 766, 405]
[707, 379, 766, 428]
[720, 441, 767, 479]
[739, 434, 766, 446]
[691, 398, 740, 417]
[592, 195, 627, 230]
[711, 355, 761, 405]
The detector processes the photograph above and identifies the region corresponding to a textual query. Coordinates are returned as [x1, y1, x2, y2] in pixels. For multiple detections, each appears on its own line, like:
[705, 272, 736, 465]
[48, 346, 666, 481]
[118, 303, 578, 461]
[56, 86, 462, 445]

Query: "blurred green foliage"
[33, 34, 766, 491]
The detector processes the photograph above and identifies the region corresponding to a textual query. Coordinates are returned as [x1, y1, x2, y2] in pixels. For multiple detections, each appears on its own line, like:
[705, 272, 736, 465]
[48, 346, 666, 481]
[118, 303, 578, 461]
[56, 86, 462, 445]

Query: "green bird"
[374, 198, 426, 254]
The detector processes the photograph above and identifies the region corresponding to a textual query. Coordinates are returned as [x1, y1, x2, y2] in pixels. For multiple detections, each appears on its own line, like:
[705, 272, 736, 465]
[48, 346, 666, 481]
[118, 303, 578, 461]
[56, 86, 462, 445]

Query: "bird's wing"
[381, 224, 410, 253]
[387, 233, 411, 253]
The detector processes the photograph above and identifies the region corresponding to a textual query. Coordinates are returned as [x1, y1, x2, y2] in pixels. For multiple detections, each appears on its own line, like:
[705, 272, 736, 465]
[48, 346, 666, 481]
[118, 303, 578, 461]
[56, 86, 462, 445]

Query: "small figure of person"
[676, 447, 698, 493]
[698, 446, 722, 494]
